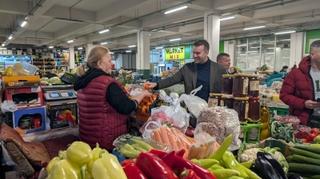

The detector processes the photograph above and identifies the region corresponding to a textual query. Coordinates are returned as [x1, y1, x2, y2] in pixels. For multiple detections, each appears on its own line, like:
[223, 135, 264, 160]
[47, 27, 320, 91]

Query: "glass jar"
[233, 97, 249, 122]
[248, 75, 260, 97]
[222, 74, 233, 94]
[221, 94, 233, 108]
[248, 97, 260, 121]
[232, 74, 249, 97]
[208, 93, 222, 107]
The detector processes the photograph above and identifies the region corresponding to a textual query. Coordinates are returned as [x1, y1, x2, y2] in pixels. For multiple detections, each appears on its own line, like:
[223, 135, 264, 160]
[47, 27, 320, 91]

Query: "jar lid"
[210, 93, 223, 97]
[233, 97, 249, 100]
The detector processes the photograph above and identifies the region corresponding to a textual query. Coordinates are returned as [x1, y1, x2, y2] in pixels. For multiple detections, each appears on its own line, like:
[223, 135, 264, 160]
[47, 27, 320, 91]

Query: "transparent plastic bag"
[179, 85, 208, 118]
[1, 100, 17, 113]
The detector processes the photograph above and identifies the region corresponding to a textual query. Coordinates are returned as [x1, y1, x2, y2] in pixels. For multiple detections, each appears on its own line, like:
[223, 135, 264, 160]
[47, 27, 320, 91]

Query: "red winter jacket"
[280, 56, 314, 125]
[77, 75, 128, 150]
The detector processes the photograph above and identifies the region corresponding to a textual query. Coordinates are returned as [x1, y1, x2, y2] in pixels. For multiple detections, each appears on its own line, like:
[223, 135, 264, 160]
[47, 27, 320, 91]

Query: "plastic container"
[22, 61, 39, 75]
[241, 123, 262, 143]
[248, 75, 260, 97]
[232, 74, 249, 97]
[268, 106, 289, 116]
[248, 97, 260, 121]
[208, 93, 222, 107]
[233, 97, 249, 122]
[222, 74, 233, 94]
[221, 94, 233, 108]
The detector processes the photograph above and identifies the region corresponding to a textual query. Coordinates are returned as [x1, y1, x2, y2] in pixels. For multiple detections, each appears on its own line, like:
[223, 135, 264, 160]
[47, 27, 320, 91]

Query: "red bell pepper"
[190, 162, 216, 179]
[122, 160, 147, 179]
[136, 152, 178, 179]
[176, 149, 186, 157]
[180, 169, 201, 179]
[149, 149, 167, 158]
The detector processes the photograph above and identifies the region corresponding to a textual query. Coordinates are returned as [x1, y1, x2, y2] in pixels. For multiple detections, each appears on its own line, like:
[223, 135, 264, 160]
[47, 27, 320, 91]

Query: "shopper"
[74, 46, 151, 150]
[145, 40, 225, 101]
[280, 40, 320, 127]
[217, 52, 231, 72]
[280, 65, 289, 73]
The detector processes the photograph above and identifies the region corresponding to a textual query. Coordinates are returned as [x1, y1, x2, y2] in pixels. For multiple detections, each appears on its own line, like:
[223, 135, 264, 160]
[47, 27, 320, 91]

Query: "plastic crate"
[13, 106, 46, 134]
[47, 102, 78, 129]
[240, 122, 262, 144]
[268, 106, 289, 117]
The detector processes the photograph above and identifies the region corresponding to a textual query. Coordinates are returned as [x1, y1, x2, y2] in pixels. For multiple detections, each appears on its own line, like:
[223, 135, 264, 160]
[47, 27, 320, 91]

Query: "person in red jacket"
[74, 46, 151, 150]
[280, 40, 320, 127]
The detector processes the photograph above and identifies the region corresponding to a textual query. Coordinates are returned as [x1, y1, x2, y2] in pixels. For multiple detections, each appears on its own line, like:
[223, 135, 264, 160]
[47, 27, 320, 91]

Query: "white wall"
[290, 32, 304, 68]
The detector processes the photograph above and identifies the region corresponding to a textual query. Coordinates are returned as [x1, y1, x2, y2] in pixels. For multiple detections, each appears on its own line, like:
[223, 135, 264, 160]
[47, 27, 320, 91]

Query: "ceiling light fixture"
[67, 39, 74, 43]
[20, 20, 28, 27]
[109, 51, 114, 54]
[78, 47, 83, 50]
[1, 43, 5, 47]
[169, 38, 181, 42]
[99, 29, 110, 34]
[220, 16, 235, 22]
[243, 25, 266, 31]
[274, 30, 296, 35]
[48, 46, 54, 49]
[125, 50, 132, 53]
[164, 5, 188, 14]
[128, 45, 136, 48]
[155, 46, 163, 49]
[100, 42, 108, 45]
[8, 35, 13, 40]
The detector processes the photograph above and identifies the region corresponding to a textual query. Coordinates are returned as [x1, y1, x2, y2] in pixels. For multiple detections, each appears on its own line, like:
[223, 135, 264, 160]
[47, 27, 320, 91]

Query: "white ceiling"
[1, 0, 320, 50]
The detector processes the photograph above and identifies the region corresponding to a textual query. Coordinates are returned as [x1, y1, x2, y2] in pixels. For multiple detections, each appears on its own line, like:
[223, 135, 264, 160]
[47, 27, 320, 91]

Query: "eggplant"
[260, 152, 287, 179]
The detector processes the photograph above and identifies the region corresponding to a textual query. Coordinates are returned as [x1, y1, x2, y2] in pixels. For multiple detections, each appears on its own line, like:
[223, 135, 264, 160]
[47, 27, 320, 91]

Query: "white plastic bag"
[179, 85, 208, 118]
[1, 100, 17, 113]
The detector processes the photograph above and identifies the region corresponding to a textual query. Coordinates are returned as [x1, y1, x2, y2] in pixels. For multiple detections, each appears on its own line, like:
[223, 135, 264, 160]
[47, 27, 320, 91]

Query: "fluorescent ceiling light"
[164, 5, 188, 14]
[243, 25, 266, 31]
[100, 41, 108, 45]
[279, 39, 290, 42]
[20, 21, 28, 27]
[109, 51, 114, 55]
[155, 46, 163, 49]
[125, 50, 132, 53]
[274, 30, 296, 35]
[8, 35, 13, 40]
[78, 47, 83, 50]
[128, 45, 136, 48]
[220, 16, 235, 21]
[99, 29, 110, 34]
[1, 43, 5, 47]
[169, 38, 181, 42]
[67, 39, 74, 43]
[48, 46, 54, 49]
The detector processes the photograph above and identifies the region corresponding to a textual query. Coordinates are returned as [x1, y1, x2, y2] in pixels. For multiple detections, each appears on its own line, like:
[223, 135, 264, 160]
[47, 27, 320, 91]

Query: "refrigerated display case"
[0, 55, 32, 71]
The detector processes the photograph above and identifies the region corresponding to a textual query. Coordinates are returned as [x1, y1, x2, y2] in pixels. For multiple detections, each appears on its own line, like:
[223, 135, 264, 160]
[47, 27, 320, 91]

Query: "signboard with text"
[165, 46, 185, 60]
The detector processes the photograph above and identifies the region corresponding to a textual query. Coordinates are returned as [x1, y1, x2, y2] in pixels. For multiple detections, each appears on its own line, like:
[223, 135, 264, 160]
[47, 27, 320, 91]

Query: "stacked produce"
[114, 135, 154, 158]
[121, 149, 216, 179]
[287, 143, 320, 178]
[46, 141, 127, 179]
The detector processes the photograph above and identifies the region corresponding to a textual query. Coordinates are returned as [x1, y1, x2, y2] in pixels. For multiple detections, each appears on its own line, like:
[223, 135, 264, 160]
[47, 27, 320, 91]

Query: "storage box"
[4, 86, 43, 108]
[268, 106, 289, 117]
[12, 106, 46, 134]
[47, 102, 78, 129]
[2, 75, 40, 87]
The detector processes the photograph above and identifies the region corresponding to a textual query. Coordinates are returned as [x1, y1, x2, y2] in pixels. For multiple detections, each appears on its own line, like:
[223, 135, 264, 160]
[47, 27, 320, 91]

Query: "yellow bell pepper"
[88, 144, 104, 174]
[92, 158, 111, 179]
[46, 157, 60, 173]
[100, 153, 127, 179]
[47, 159, 80, 179]
[66, 141, 92, 166]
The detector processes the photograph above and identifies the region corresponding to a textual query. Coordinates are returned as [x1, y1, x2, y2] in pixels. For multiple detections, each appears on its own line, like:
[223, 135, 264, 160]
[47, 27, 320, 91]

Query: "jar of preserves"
[233, 97, 249, 122]
[222, 74, 233, 94]
[232, 74, 249, 97]
[248, 97, 260, 121]
[221, 94, 233, 108]
[208, 93, 222, 107]
[248, 75, 260, 97]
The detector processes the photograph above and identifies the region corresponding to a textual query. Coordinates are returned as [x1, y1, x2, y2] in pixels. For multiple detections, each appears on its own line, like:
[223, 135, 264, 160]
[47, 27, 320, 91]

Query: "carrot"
[165, 127, 179, 151]
[159, 127, 171, 146]
[152, 129, 163, 144]
[172, 128, 194, 147]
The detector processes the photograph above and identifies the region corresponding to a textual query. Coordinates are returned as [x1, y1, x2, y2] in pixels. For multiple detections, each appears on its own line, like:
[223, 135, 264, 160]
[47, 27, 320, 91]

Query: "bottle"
[260, 96, 270, 140]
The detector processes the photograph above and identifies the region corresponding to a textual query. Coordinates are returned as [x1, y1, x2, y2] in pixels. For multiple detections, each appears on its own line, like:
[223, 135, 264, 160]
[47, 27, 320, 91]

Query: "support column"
[290, 32, 304, 68]
[204, 13, 220, 61]
[69, 47, 75, 69]
[85, 43, 94, 61]
[136, 30, 150, 79]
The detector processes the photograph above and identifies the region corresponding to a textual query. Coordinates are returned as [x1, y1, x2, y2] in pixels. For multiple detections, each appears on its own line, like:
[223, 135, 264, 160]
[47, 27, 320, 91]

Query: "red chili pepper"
[123, 161, 147, 179]
[136, 152, 178, 179]
[176, 149, 186, 157]
[190, 162, 216, 179]
[180, 169, 201, 179]
[149, 149, 167, 158]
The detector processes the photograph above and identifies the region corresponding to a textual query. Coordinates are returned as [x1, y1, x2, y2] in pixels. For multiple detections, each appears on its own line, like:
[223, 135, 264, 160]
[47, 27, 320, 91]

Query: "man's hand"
[305, 100, 320, 109]
[143, 82, 157, 89]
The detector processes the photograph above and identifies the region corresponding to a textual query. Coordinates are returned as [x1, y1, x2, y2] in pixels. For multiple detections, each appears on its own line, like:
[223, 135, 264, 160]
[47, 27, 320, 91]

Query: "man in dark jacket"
[145, 40, 225, 101]
[280, 40, 320, 126]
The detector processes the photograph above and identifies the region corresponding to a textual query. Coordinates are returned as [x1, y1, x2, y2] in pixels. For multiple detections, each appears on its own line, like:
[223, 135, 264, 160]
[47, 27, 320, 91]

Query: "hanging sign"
[165, 46, 185, 60]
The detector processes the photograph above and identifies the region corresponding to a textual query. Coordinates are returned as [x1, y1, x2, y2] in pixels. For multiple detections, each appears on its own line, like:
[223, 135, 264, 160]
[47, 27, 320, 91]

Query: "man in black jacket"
[145, 40, 225, 101]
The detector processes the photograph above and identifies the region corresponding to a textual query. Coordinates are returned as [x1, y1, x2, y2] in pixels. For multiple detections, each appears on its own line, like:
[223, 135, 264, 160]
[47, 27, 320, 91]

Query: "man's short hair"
[217, 53, 230, 61]
[194, 40, 210, 52]
[310, 40, 320, 49]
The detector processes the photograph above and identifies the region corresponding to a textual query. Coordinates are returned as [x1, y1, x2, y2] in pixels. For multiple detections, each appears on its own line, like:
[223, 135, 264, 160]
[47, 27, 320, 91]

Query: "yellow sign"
[165, 46, 185, 60]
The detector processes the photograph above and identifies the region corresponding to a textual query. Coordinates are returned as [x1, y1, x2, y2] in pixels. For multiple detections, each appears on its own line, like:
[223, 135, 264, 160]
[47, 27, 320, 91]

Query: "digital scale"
[42, 85, 77, 101]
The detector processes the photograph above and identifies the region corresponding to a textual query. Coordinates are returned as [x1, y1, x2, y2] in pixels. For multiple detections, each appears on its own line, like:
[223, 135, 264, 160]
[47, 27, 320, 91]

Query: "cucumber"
[289, 147, 320, 159]
[287, 154, 320, 165]
[288, 163, 320, 175]
[294, 144, 320, 154]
